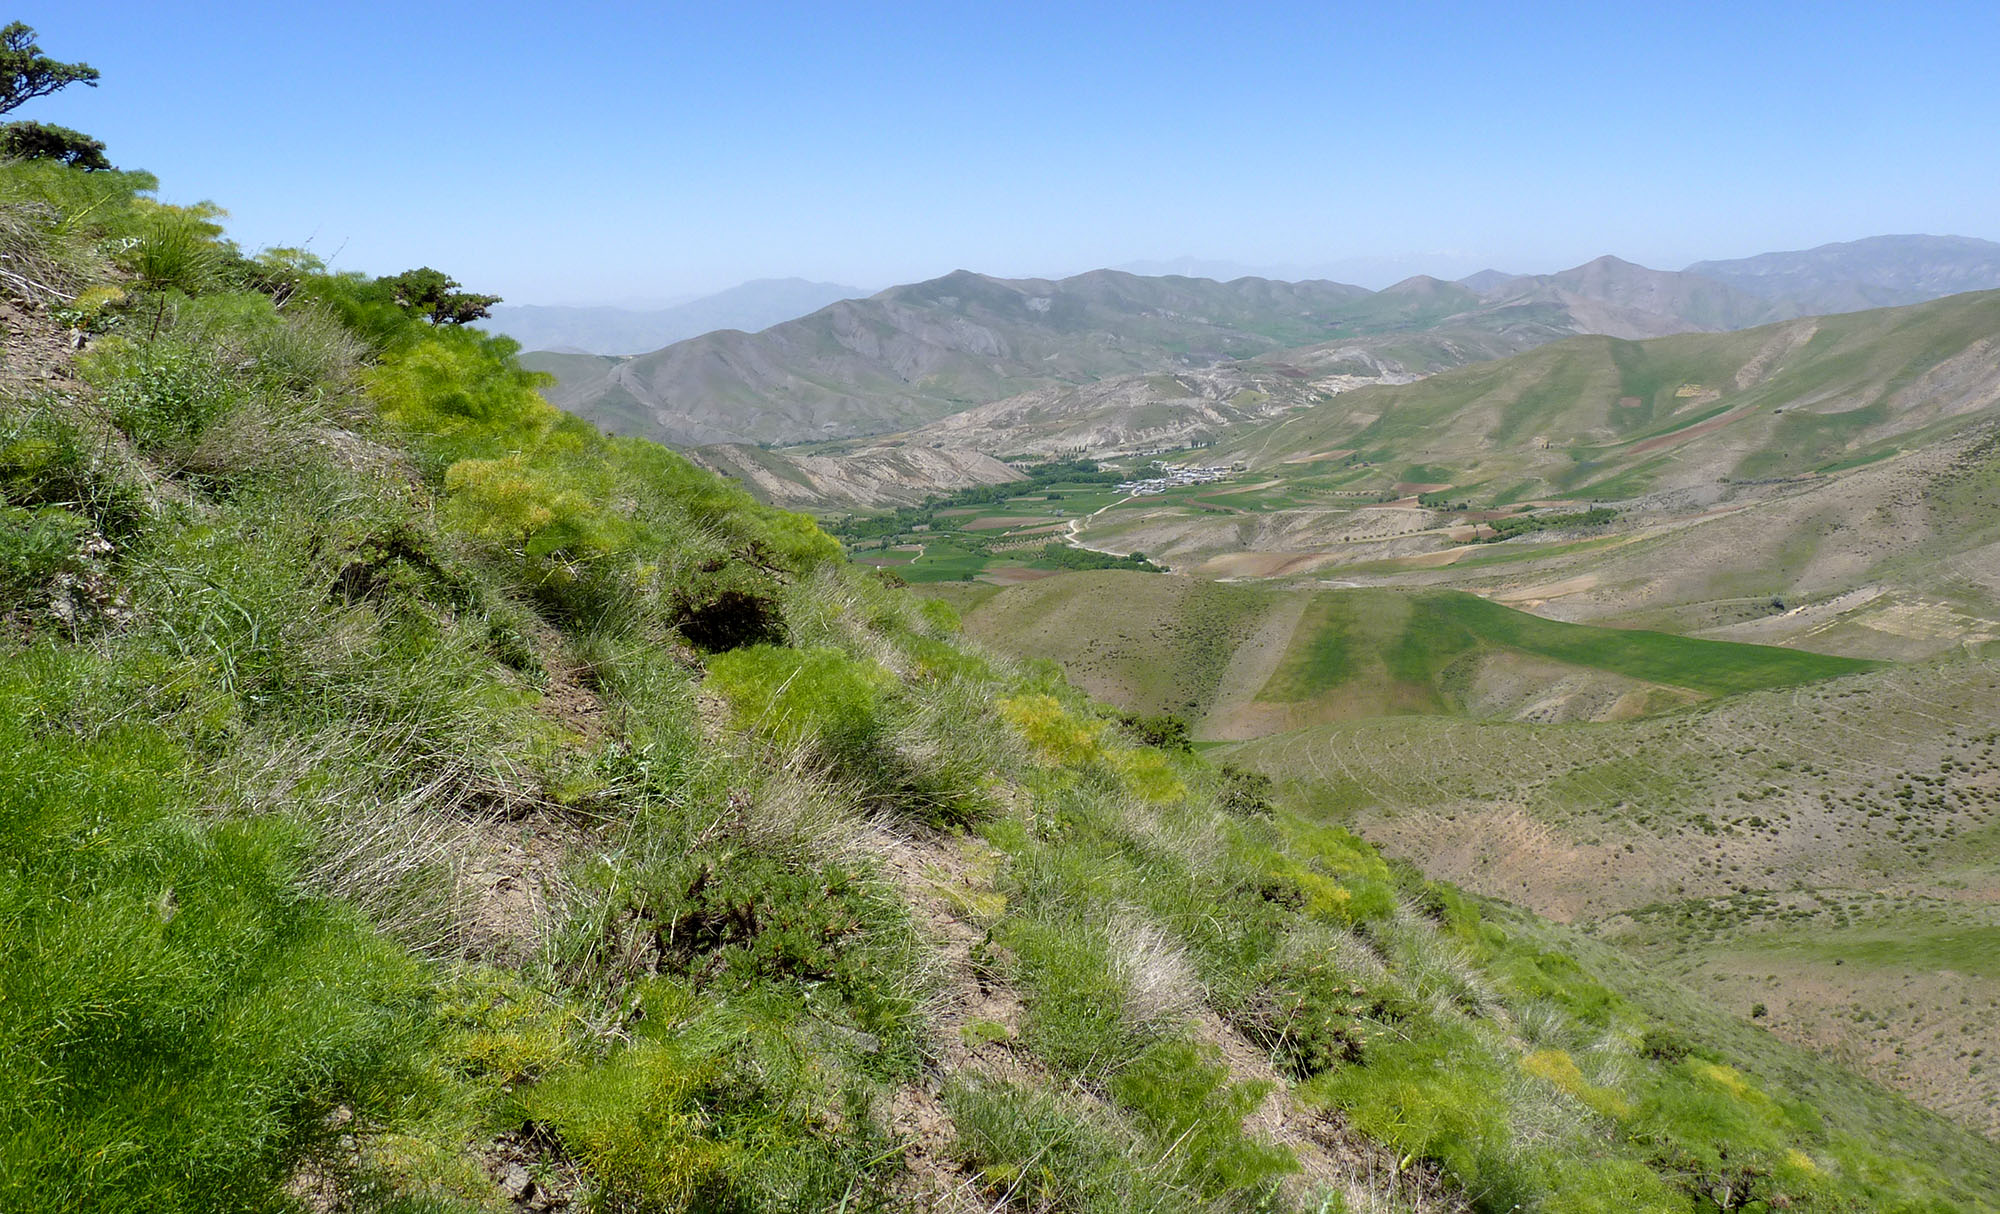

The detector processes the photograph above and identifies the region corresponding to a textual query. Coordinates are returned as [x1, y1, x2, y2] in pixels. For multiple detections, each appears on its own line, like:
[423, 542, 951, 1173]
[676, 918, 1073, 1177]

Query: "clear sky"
[31, 2, 2000, 304]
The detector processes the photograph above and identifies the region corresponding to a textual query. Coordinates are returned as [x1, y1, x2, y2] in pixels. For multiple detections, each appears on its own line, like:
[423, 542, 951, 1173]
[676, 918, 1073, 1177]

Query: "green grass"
[0, 672, 430, 1213]
[8, 156, 1999, 1214]
[1815, 446, 1901, 473]
[1739, 917, 2000, 980]
[1267, 589, 1874, 702]
[1253, 583, 1871, 713]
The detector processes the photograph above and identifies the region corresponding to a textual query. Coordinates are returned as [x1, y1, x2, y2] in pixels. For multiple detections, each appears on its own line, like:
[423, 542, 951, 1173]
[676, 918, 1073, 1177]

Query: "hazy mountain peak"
[1457, 268, 1523, 294]
[481, 278, 868, 354]
[1378, 274, 1459, 296]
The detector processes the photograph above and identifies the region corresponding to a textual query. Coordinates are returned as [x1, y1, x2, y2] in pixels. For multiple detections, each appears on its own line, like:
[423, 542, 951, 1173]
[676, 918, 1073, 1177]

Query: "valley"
[20, 8, 2000, 1209]
[706, 267, 2000, 1148]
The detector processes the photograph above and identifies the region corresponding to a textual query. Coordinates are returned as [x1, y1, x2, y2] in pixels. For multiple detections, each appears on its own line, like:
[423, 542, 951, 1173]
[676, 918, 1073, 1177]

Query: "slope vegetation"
[7, 159, 1999, 1213]
[1224, 654, 2000, 1140]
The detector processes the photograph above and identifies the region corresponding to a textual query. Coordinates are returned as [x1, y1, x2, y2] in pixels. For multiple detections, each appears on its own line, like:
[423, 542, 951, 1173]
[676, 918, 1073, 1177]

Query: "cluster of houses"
[1115, 462, 1238, 496]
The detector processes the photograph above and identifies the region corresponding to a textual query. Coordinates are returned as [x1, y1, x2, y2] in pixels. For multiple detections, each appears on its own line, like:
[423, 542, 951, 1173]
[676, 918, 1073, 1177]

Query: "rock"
[500, 1163, 535, 1201]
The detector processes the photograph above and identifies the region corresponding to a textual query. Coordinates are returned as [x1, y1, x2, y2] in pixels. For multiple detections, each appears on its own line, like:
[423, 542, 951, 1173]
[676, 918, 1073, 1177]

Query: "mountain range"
[526, 235, 2000, 457]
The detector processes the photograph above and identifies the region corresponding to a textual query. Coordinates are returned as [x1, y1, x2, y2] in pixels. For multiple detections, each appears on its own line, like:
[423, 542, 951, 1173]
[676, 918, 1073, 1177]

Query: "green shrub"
[525, 1001, 897, 1214]
[1307, 1026, 1515, 1197]
[0, 401, 148, 536]
[635, 848, 917, 1043]
[0, 502, 91, 591]
[83, 335, 237, 452]
[1251, 950, 1419, 1079]
[707, 644, 894, 765]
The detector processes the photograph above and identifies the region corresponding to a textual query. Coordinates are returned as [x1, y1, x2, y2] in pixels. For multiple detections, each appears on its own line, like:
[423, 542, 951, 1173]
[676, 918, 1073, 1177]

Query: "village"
[1114, 461, 1240, 496]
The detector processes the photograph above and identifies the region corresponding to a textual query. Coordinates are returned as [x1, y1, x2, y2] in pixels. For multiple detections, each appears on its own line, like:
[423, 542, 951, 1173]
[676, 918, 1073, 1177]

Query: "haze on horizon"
[42, 1, 2000, 305]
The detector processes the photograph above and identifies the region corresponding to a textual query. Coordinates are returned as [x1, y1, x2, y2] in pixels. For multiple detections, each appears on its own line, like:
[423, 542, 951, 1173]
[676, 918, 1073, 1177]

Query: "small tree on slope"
[0, 22, 98, 114]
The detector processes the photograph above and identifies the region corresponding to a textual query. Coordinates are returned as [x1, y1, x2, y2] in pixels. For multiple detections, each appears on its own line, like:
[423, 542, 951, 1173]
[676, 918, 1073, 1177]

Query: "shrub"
[1309, 1026, 1515, 1196]
[0, 400, 148, 536]
[0, 120, 110, 170]
[706, 644, 894, 766]
[1215, 763, 1275, 817]
[1114, 709, 1193, 753]
[0, 502, 91, 591]
[639, 849, 915, 1038]
[1252, 951, 1418, 1079]
[998, 693, 1106, 766]
[82, 336, 237, 453]
[524, 1004, 897, 1214]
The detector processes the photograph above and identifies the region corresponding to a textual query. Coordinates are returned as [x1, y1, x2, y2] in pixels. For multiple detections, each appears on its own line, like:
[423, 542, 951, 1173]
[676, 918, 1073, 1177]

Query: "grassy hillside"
[6, 160, 1999, 1213]
[1217, 290, 2000, 493]
[954, 572, 1871, 736]
[1223, 654, 2000, 1140]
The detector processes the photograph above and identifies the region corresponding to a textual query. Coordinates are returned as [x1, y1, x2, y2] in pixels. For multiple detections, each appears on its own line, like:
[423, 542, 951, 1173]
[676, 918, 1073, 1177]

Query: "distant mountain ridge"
[536, 261, 1760, 449]
[536, 269, 1387, 446]
[1686, 234, 2000, 315]
[534, 236, 2000, 457]
[1460, 254, 1779, 336]
[480, 278, 868, 355]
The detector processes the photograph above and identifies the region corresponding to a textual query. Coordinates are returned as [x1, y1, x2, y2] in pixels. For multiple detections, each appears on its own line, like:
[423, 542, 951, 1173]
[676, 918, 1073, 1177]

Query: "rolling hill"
[1051, 289, 2000, 655]
[950, 573, 1873, 737]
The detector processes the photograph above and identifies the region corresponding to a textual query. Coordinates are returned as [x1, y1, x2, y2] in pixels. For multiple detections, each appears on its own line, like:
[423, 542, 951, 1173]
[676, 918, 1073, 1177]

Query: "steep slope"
[11, 159, 1998, 1213]
[1690, 234, 2000, 315]
[481, 277, 868, 354]
[688, 440, 1024, 509]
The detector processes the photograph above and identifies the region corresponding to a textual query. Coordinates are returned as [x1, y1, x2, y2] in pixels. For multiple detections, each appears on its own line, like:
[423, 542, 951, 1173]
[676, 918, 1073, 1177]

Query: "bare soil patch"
[1628, 406, 1754, 456]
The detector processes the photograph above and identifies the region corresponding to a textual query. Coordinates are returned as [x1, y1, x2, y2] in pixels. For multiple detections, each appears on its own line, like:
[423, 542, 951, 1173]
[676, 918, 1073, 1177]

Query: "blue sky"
[32, 2, 2000, 304]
